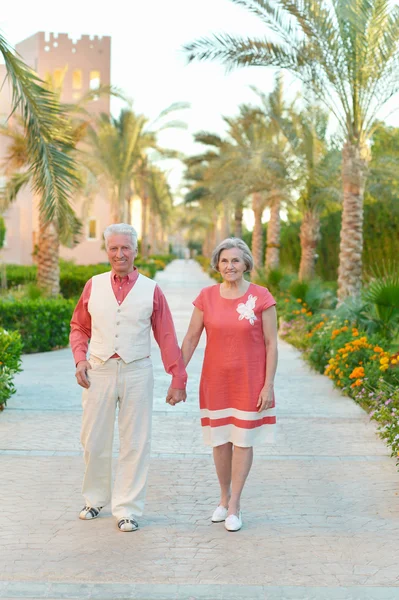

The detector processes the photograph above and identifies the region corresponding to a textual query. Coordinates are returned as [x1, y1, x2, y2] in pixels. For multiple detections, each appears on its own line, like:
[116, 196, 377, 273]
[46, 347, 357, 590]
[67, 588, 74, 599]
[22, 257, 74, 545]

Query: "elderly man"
[70, 223, 187, 532]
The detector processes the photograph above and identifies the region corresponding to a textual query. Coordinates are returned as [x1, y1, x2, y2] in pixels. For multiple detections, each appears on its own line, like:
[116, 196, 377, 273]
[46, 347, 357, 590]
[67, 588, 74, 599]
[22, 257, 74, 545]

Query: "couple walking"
[70, 223, 278, 533]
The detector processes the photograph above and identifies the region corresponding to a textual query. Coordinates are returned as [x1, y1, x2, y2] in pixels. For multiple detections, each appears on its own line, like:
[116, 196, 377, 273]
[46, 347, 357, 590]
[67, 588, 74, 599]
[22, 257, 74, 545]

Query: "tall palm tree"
[0, 33, 79, 242]
[278, 104, 341, 280]
[184, 0, 399, 300]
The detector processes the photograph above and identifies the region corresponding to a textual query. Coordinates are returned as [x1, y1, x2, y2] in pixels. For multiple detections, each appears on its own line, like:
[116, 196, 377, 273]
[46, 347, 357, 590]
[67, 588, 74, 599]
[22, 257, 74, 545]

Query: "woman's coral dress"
[193, 283, 276, 447]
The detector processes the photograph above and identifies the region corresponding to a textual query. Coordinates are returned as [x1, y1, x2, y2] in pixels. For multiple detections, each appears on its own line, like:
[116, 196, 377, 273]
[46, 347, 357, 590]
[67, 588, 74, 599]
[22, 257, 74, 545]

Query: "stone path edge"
[1, 582, 399, 600]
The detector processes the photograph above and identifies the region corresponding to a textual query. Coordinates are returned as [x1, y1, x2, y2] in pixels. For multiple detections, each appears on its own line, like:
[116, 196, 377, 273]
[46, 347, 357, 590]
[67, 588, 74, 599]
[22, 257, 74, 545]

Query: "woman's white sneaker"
[211, 505, 228, 523]
[225, 511, 242, 531]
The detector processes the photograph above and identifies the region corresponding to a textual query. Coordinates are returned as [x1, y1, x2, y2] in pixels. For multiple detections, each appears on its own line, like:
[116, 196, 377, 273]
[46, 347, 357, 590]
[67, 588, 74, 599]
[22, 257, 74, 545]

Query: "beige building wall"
[0, 32, 115, 266]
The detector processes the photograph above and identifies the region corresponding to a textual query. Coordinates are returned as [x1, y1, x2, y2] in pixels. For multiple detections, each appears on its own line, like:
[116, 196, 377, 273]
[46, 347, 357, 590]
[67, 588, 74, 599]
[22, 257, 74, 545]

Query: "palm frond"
[0, 33, 79, 225]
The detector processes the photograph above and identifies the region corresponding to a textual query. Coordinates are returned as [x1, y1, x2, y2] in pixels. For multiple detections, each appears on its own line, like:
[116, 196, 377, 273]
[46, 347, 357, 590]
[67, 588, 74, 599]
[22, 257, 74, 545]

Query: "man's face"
[106, 234, 137, 276]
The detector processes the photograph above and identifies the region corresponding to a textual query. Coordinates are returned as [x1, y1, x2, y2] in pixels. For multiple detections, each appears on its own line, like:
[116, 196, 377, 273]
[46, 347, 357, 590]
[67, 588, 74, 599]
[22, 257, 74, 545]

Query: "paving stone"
[1, 259, 399, 598]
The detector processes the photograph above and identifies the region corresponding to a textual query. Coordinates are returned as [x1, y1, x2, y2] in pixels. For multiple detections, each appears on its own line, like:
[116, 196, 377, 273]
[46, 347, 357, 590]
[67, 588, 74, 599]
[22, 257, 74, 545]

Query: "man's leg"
[112, 357, 154, 526]
[80, 358, 118, 512]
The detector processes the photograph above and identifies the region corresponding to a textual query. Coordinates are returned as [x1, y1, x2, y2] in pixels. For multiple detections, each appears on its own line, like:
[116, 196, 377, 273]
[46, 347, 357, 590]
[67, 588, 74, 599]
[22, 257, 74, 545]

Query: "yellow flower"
[297, 298, 302, 303]
[301, 308, 307, 314]
[380, 365, 389, 372]
[342, 353, 348, 359]
[380, 357, 389, 365]
[306, 312, 312, 317]
[391, 359, 398, 365]
[374, 346, 383, 353]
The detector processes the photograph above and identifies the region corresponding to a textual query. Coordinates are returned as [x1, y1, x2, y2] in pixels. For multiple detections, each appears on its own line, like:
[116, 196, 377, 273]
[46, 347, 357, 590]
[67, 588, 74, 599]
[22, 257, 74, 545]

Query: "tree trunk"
[252, 192, 264, 270]
[337, 141, 369, 302]
[149, 213, 159, 254]
[299, 211, 321, 281]
[265, 196, 281, 272]
[141, 193, 150, 258]
[37, 215, 60, 296]
[234, 202, 243, 238]
[222, 197, 230, 239]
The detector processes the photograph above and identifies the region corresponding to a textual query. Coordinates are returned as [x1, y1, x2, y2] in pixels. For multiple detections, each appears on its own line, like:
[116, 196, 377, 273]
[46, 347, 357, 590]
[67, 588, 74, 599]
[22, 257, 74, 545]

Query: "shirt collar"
[112, 267, 138, 284]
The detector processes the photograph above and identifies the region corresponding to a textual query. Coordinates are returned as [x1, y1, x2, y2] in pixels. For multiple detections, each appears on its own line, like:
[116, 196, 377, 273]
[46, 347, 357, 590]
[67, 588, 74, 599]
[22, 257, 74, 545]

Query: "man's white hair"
[103, 223, 138, 250]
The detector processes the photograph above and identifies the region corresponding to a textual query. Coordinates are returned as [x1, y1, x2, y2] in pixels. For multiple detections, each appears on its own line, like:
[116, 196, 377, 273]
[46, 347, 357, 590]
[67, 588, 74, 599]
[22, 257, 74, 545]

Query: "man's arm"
[151, 285, 187, 405]
[70, 279, 93, 389]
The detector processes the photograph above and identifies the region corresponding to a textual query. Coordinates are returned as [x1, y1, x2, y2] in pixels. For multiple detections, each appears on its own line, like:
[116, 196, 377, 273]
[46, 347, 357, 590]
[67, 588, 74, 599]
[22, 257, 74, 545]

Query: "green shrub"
[5, 264, 37, 287]
[6, 260, 165, 299]
[0, 327, 23, 408]
[0, 298, 75, 353]
[148, 254, 175, 265]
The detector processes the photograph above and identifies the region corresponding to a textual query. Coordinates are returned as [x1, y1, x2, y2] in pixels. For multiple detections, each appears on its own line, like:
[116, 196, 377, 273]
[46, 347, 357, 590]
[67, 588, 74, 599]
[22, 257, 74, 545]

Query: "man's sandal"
[117, 518, 139, 532]
[79, 506, 103, 520]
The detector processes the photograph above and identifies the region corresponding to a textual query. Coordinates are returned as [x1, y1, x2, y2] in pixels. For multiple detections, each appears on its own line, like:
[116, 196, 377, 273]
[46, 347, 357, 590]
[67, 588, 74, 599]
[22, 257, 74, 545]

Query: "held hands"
[257, 384, 274, 412]
[166, 385, 187, 406]
[75, 360, 92, 389]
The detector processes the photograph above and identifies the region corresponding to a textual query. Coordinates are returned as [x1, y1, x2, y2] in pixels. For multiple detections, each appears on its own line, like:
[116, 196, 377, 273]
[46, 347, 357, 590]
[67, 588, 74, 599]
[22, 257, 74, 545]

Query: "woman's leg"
[228, 446, 253, 516]
[213, 442, 233, 507]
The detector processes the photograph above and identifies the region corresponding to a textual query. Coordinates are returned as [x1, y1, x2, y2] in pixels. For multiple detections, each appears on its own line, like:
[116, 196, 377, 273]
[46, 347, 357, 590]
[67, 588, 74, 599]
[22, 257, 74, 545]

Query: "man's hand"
[166, 385, 186, 406]
[75, 360, 92, 389]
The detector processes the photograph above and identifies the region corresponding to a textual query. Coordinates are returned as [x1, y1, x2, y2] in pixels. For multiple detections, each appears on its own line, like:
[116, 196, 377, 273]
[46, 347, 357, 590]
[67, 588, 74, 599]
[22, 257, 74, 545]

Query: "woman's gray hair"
[211, 237, 254, 272]
[103, 223, 138, 250]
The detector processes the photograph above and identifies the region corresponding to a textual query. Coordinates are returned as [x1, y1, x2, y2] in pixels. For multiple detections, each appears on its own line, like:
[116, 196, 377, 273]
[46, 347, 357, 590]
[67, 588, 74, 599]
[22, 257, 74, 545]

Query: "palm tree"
[0, 33, 79, 247]
[184, 0, 399, 300]
[86, 103, 187, 254]
[279, 104, 341, 280]
[0, 79, 114, 294]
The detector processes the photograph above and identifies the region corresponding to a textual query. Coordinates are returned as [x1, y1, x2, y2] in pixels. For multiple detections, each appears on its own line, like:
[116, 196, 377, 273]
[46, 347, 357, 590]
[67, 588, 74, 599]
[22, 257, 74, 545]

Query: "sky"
[2, 0, 399, 201]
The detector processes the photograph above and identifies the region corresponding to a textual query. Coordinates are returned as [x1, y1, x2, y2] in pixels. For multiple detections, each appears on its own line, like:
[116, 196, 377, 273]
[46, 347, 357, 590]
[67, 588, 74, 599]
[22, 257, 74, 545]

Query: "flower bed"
[279, 296, 399, 468]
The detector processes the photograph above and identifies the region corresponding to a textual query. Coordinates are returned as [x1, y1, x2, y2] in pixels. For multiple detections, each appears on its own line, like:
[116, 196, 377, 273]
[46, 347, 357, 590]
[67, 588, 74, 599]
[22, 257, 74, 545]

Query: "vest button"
[116, 321, 120, 325]
[115, 346, 119, 350]
[115, 334, 119, 338]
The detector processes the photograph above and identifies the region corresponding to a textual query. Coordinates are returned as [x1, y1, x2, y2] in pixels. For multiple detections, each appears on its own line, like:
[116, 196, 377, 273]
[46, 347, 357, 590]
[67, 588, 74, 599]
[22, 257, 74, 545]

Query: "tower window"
[89, 70, 101, 90]
[88, 218, 97, 240]
[53, 68, 65, 89]
[72, 69, 82, 90]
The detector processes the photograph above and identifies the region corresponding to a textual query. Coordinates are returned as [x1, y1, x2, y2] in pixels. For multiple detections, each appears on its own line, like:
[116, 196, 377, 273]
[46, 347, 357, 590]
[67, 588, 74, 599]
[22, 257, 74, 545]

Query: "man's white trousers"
[80, 356, 154, 520]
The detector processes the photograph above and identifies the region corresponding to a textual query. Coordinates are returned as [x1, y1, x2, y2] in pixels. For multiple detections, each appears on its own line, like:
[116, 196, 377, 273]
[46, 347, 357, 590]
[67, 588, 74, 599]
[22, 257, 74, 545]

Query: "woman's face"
[218, 247, 247, 283]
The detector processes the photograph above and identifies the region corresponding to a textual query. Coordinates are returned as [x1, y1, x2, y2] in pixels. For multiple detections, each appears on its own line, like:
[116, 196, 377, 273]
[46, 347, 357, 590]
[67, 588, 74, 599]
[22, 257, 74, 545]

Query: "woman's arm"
[257, 305, 278, 412]
[181, 307, 204, 367]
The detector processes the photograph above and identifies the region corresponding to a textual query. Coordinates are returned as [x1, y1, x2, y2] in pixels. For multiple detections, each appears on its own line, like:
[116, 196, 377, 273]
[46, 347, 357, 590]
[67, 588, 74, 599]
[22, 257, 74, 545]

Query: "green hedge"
[5, 259, 167, 299]
[0, 298, 75, 353]
[0, 327, 23, 408]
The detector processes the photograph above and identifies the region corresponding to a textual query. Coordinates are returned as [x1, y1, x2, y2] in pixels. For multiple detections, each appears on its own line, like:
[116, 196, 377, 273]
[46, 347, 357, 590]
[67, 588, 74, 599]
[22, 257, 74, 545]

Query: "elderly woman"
[181, 238, 278, 532]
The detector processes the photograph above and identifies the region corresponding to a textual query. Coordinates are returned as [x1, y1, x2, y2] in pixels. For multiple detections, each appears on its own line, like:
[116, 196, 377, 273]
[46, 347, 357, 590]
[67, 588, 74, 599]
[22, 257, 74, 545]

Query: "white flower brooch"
[236, 294, 258, 325]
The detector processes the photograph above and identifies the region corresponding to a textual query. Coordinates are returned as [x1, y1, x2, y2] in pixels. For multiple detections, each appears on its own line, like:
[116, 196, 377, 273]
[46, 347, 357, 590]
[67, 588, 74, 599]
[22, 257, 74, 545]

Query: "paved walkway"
[1, 260, 399, 600]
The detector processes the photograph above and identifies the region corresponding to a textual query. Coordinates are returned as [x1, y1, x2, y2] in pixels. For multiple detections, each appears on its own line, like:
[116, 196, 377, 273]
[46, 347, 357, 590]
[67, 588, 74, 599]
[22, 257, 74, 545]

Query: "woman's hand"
[257, 384, 274, 412]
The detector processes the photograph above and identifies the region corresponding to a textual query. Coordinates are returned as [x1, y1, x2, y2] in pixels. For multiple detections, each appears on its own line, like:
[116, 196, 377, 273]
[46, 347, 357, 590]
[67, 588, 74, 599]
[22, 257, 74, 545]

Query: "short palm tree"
[86, 103, 187, 255]
[0, 78, 113, 294]
[184, 0, 399, 300]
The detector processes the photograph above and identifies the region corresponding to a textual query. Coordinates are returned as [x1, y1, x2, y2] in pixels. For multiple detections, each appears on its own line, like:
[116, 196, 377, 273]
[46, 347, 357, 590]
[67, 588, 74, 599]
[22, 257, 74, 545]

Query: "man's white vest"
[88, 271, 156, 363]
